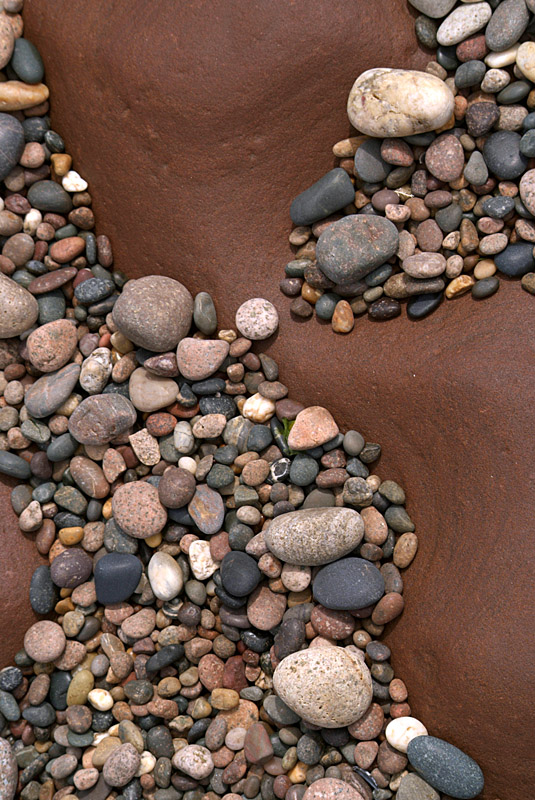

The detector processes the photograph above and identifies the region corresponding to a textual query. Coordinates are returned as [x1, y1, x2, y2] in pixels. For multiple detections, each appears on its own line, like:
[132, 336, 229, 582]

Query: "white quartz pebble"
[62, 170, 88, 192]
[385, 716, 428, 753]
[148, 551, 183, 600]
[437, 2, 492, 46]
[485, 44, 519, 68]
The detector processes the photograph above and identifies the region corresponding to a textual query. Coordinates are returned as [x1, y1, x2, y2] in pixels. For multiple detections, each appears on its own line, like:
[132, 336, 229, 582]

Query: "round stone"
[158, 466, 196, 508]
[313, 558, 385, 610]
[316, 215, 399, 284]
[27, 180, 73, 214]
[266, 507, 364, 566]
[0, 273, 38, 338]
[347, 68, 454, 137]
[483, 131, 527, 181]
[50, 548, 93, 589]
[454, 60, 486, 89]
[177, 337, 229, 381]
[129, 367, 178, 412]
[94, 553, 143, 605]
[235, 298, 279, 340]
[112, 481, 167, 539]
[425, 134, 464, 182]
[220, 551, 261, 597]
[188, 484, 225, 535]
[102, 743, 141, 788]
[24, 620, 66, 663]
[385, 717, 429, 753]
[112, 275, 193, 352]
[288, 406, 339, 450]
[303, 778, 365, 800]
[148, 552, 183, 601]
[354, 139, 391, 183]
[69, 393, 137, 445]
[273, 647, 372, 728]
[172, 744, 214, 779]
[407, 736, 484, 799]
[27, 319, 78, 372]
[396, 774, 439, 800]
[0, 113, 24, 182]
[494, 243, 534, 276]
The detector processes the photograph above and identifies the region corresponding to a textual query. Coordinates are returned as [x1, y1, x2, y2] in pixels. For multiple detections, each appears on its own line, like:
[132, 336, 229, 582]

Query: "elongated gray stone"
[265, 507, 364, 566]
[290, 168, 355, 226]
[407, 736, 484, 799]
[25, 363, 80, 418]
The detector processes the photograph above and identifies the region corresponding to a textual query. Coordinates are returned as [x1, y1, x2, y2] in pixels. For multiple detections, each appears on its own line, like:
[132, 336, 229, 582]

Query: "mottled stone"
[172, 744, 214, 779]
[27, 319, 77, 372]
[25, 364, 81, 418]
[24, 620, 66, 663]
[316, 215, 398, 285]
[313, 558, 384, 610]
[0, 273, 38, 338]
[112, 481, 167, 539]
[102, 743, 141, 787]
[177, 337, 229, 381]
[235, 298, 279, 340]
[68, 393, 137, 445]
[407, 736, 484, 799]
[265, 507, 363, 566]
[0, 737, 17, 800]
[288, 406, 339, 450]
[188, 484, 225, 534]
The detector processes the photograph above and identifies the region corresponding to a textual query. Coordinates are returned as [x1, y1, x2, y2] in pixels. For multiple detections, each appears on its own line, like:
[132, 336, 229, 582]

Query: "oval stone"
[437, 3, 492, 47]
[407, 736, 484, 799]
[0, 451, 31, 480]
[29, 565, 55, 615]
[402, 253, 446, 279]
[316, 215, 399, 285]
[485, 0, 529, 53]
[0, 273, 38, 338]
[188, 484, 225, 535]
[129, 367, 178, 412]
[494, 243, 534, 276]
[27, 319, 78, 372]
[313, 558, 385, 610]
[265, 507, 364, 566]
[303, 779, 365, 800]
[50, 548, 93, 589]
[0, 113, 24, 182]
[68, 393, 137, 445]
[27, 180, 73, 214]
[70, 456, 109, 499]
[24, 363, 81, 418]
[220, 551, 261, 597]
[112, 274, 193, 352]
[112, 481, 167, 539]
[148, 552, 183, 601]
[483, 131, 527, 181]
[290, 168, 356, 226]
[273, 647, 372, 728]
[347, 69, 454, 137]
[11, 38, 45, 84]
[94, 553, 142, 605]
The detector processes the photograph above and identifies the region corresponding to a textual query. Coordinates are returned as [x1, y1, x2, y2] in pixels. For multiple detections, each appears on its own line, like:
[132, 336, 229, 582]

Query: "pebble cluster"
[0, 2, 487, 800]
[282, 0, 535, 331]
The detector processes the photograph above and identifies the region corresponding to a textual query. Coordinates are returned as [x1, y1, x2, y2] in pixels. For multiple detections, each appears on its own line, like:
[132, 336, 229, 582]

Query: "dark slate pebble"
[22, 702, 56, 727]
[483, 131, 528, 181]
[47, 433, 78, 463]
[454, 60, 485, 89]
[485, 0, 529, 53]
[407, 292, 443, 320]
[30, 565, 56, 615]
[94, 553, 142, 605]
[497, 80, 530, 105]
[0, 690, 19, 721]
[22, 115, 49, 143]
[206, 463, 235, 490]
[190, 378, 226, 395]
[247, 424, 273, 452]
[54, 511, 85, 529]
[290, 168, 355, 226]
[147, 725, 175, 759]
[414, 15, 438, 49]
[354, 139, 391, 184]
[199, 395, 236, 420]
[68, 731, 94, 747]
[213, 444, 239, 465]
[436, 44, 459, 70]
[273, 618, 306, 661]
[385, 505, 414, 532]
[0, 113, 25, 181]
[296, 734, 323, 765]
[11, 38, 45, 84]
[74, 277, 115, 305]
[481, 196, 515, 219]
[228, 522, 254, 551]
[145, 644, 185, 675]
[495, 243, 535, 276]
[50, 548, 93, 589]
[54, 485, 87, 515]
[368, 297, 401, 320]
[407, 735, 484, 799]
[313, 557, 384, 610]
[240, 629, 272, 653]
[0, 667, 22, 692]
[472, 276, 500, 299]
[214, 584, 246, 609]
[220, 551, 261, 597]
[520, 129, 535, 157]
[48, 672, 70, 712]
[27, 180, 73, 214]
[317, 215, 399, 284]
[37, 290, 66, 325]
[0, 450, 31, 479]
[435, 203, 462, 232]
[263, 695, 300, 725]
[44, 129, 65, 153]
[289, 453, 319, 486]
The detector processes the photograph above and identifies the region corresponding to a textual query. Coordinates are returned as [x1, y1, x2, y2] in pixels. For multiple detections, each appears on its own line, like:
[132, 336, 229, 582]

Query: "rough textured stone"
[316, 215, 399, 284]
[0, 274, 38, 338]
[313, 558, 385, 610]
[112, 481, 167, 539]
[177, 337, 229, 380]
[265, 507, 364, 566]
[407, 736, 484, 799]
[287, 406, 339, 450]
[68, 393, 137, 445]
[27, 319, 78, 372]
[25, 364, 81, 418]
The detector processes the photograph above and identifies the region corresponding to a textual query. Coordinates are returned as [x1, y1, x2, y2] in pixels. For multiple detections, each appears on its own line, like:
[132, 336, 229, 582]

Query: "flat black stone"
[190, 378, 226, 395]
[0, 450, 31, 479]
[273, 618, 305, 660]
[407, 735, 484, 799]
[94, 552, 143, 604]
[407, 292, 443, 320]
[472, 276, 499, 299]
[22, 702, 56, 727]
[27, 180, 73, 214]
[29, 565, 56, 615]
[313, 557, 385, 610]
[11, 38, 45, 84]
[199, 395, 236, 419]
[495, 242, 535, 276]
[483, 131, 528, 181]
[454, 60, 486, 89]
[290, 167, 355, 226]
[0, 113, 25, 181]
[220, 551, 261, 597]
[74, 277, 115, 305]
[145, 644, 185, 675]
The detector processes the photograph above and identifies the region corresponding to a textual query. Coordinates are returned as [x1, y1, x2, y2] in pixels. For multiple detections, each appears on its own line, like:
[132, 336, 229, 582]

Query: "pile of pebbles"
[282, 0, 535, 331]
[0, 2, 486, 800]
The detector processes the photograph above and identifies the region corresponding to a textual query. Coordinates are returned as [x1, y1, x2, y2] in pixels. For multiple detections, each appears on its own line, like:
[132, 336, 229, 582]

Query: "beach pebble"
[273, 646, 372, 728]
[485, 0, 529, 53]
[437, 3, 492, 47]
[316, 215, 399, 284]
[236, 298, 279, 340]
[112, 275, 193, 352]
[94, 553, 142, 605]
[148, 552, 183, 601]
[188, 484, 225, 534]
[0, 113, 24, 182]
[24, 363, 80, 418]
[24, 620, 65, 663]
[177, 337, 229, 380]
[0, 738, 17, 800]
[396, 773, 439, 800]
[265, 507, 364, 566]
[172, 744, 214, 779]
[102, 743, 141, 787]
[347, 69, 454, 137]
[287, 406, 339, 450]
[290, 168, 356, 226]
[303, 778, 366, 800]
[112, 481, 167, 539]
[385, 716, 428, 753]
[313, 558, 385, 610]
[129, 367, 178, 412]
[27, 319, 77, 372]
[0, 273, 38, 338]
[189, 539, 220, 579]
[68, 393, 137, 445]
[408, 0, 456, 18]
[407, 736, 484, 799]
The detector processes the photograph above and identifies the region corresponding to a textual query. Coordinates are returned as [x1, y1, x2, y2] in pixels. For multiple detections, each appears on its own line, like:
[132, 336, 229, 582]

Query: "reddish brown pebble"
[247, 586, 286, 631]
[112, 482, 167, 539]
[380, 138, 414, 167]
[24, 620, 66, 663]
[348, 703, 384, 741]
[26, 319, 78, 373]
[146, 412, 177, 437]
[303, 778, 366, 800]
[27, 266, 77, 294]
[69, 456, 110, 499]
[371, 592, 405, 625]
[310, 606, 355, 639]
[158, 466, 197, 509]
[49, 236, 86, 264]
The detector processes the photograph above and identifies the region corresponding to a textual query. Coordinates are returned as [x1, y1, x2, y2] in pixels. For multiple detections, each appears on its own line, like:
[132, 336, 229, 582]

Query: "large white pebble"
[172, 744, 214, 779]
[62, 170, 88, 192]
[347, 69, 454, 138]
[189, 539, 220, 580]
[148, 552, 183, 601]
[516, 41, 535, 82]
[385, 716, 428, 753]
[485, 44, 519, 68]
[437, 2, 492, 46]
[87, 688, 113, 711]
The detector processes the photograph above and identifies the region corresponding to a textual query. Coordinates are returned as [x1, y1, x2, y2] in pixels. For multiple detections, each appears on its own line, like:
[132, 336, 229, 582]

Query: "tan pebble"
[128, 428, 160, 465]
[0, 81, 48, 110]
[332, 136, 367, 157]
[331, 300, 354, 334]
[393, 532, 418, 568]
[445, 275, 475, 298]
[474, 259, 496, 279]
[211, 688, 240, 710]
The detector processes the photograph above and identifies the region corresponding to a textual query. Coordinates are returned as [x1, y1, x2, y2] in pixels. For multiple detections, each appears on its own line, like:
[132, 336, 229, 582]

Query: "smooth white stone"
[436, 2, 492, 46]
[385, 716, 429, 753]
[485, 44, 519, 68]
[148, 552, 183, 601]
[516, 41, 535, 82]
[189, 539, 220, 580]
[242, 392, 276, 423]
[62, 170, 88, 192]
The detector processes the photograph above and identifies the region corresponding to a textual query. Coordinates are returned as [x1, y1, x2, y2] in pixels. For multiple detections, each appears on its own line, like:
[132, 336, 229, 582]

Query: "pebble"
[68, 393, 137, 444]
[303, 778, 365, 800]
[112, 275, 193, 351]
[94, 552, 142, 604]
[29, 564, 55, 614]
[24, 363, 80, 418]
[347, 69, 454, 136]
[273, 647, 372, 728]
[494, 242, 534, 275]
[0, 738, 17, 800]
[265, 507, 364, 565]
[26, 318, 77, 372]
[11, 38, 44, 84]
[0, 113, 24, 182]
[50, 547, 92, 588]
[112, 481, 167, 539]
[23, 620, 65, 663]
[129, 367, 178, 412]
[188, 484, 225, 534]
[189, 538, 220, 579]
[27, 179, 72, 213]
[519, 167, 535, 214]
[407, 736, 484, 799]
[312, 558, 385, 610]
[158, 465, 196, 508]
[402, 253, 446, 279]
[425, 134, 464, 182]
[385, 716, 428, 753]
[193, 291, 217, 334]
[437, 3, 492, 47]
[0, 451, 31, 479]
[354, 139, 391, 183]
[177, 337, 229, 380]
[483, 130, 527, 180]
[148, 552, 183, 600]
[235, 298, 279, 340]
[172, 744, 214, 779]
[516, 41, 535, 82]
[0, 273, 38, 337]
[220, 551, 261, 597]
[288, 406, 339, 450]
[290, 168, 356, 226]
[396, 773, 439, 800]
[408, 0, 456, 17]
[102, 743, 141, 787]
[247, 585, 287, 630]
[316, 215, 399, 284]
[485, 0, 529, 53]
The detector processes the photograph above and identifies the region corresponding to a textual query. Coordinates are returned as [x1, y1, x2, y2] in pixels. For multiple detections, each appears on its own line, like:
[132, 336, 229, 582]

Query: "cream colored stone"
[437, 2, 492, 46]
[445, 275, 475, 298]
[79, 347, 112, 395]
[485, 44, 519, 68]
[128, 428, 160, 465]
[0, 81, 48, 111]
[516, 42, 535, 82]
[87, 688, 114, 711]
[129, 367, 178, 412]
[0, 273, 38, 338]
[23, 208, 42, 236]
[242, 392, 276, 423]
[178, 455, 198, 474]
[347, 68, 454, 137]
[481, 68, 510, 94]
[62, 170, 88, 192]
[273, 646, 372, 728]
[188, 539, 220, 580]
[385, 716, 428, 753]
[148, 552, 183, 601]
[135, 751, 156, 777]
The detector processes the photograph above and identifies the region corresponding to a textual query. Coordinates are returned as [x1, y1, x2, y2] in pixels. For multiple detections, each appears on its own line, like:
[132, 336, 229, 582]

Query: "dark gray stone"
[454, 60, 486, 89]
[290, 453, 319, 487]
[407, 735, 484, 799]
[407, 292, 443, 320]
[29, 565, 55, 614]
[27, 180, 73, 214]
[317, 215, 399, 285]
[220, 551, 261, 597]
[24, 364, 81, 419]
[0, 113, 25, 181]
[481, 196, 515, 219]
[520, 129, 535, 157]
[22, 703, 56, 727]
[354, 139, 391, 183]
[11, 38, 45, 84]
[290, 168, 355, 226]
[313, 557, 385, 610]
[0, 450, 31, 479]
[483, 131, 528, 181]
[74, 277, 115, 305]
[145, 644, 185, 675]
[485, 0, 529, 52]
[495, 243, 535, 276]
[94, 553, 142, 605]
[472, 276, 499, 299]
[497, 80, 530, 105]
